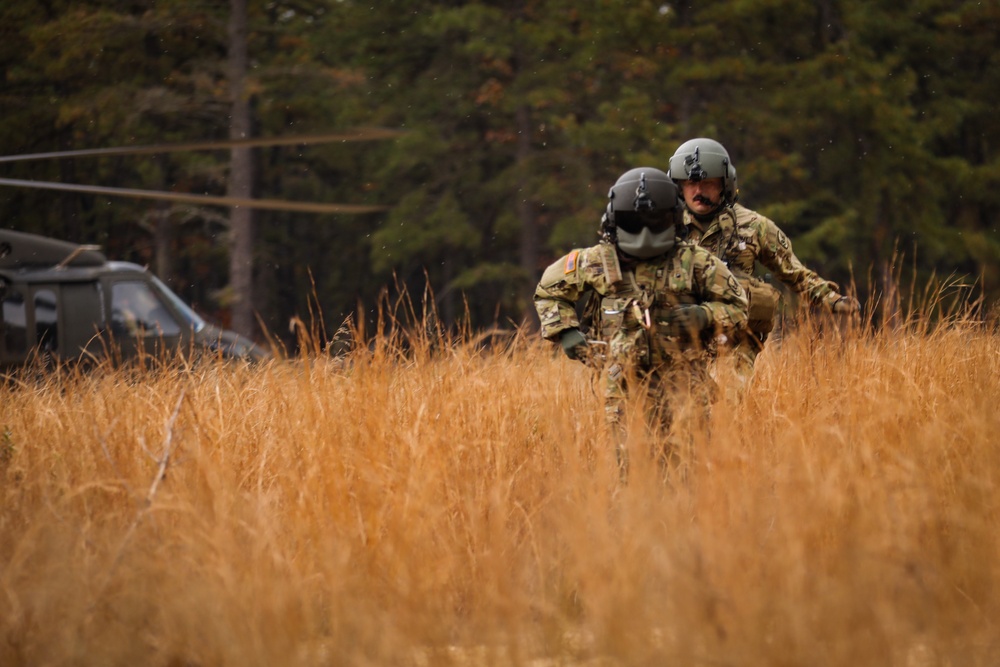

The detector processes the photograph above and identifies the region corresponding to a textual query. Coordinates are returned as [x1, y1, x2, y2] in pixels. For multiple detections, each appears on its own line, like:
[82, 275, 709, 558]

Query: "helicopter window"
[150, 275, 206, 333]
[34, 289, 58, 352]
[110, 281, 181, 338]
[3, 289, 27, 355]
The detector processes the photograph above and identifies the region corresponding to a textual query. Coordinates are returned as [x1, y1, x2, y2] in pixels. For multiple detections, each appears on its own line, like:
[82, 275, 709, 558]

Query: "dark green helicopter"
[0, 227, 268, 368]
[0, 129, 400, 370]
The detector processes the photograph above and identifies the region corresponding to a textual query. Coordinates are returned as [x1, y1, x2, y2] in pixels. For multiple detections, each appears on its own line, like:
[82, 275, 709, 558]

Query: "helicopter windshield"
[149, 275, 207, 333]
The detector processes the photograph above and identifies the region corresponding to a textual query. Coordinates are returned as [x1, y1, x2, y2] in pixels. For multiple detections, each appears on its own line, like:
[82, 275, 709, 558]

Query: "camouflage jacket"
[685, 203, 843, 309]
[534, 241, 748, 368]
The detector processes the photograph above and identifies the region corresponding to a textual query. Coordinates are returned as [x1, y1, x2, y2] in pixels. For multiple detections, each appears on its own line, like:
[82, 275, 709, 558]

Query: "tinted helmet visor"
[614, 208, 678, 235]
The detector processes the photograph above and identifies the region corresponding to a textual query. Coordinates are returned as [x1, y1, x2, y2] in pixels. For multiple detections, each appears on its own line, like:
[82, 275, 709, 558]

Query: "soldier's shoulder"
[539, 243, 605, 283]
[577, 242, 607, 260]
[735, 204, 783, 245]
[733, 203, 765, 225]
[548, 243, 601, 265]
[567, 243, 612, 272]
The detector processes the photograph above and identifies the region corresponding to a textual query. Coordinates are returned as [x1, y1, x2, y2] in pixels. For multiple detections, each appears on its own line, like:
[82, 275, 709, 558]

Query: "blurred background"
[1, 0, 997, 351]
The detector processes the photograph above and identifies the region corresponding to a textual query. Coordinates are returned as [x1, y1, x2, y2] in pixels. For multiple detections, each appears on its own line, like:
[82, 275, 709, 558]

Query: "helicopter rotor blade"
[0, 177, 387, 214]
[0, 127, 404, 164]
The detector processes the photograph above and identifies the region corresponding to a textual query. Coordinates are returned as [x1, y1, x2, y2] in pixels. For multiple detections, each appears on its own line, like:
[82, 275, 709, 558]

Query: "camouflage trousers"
[704, 326, 771, 404]
[602, 356, 717, 480]
[727, 330, 764, 398]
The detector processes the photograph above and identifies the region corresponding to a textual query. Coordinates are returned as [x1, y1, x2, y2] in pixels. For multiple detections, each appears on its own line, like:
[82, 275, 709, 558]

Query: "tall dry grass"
[1, 307, 999, 666]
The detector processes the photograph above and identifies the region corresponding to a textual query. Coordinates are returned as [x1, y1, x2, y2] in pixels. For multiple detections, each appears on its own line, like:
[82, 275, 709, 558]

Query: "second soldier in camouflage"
[667, 138, 860, 388]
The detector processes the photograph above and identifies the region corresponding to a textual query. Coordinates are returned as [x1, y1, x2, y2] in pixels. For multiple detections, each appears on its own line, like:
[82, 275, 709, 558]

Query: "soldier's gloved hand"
[558, 327, 589, 361]
[663, 305, 711, 340]
[832, 295, 861, 315]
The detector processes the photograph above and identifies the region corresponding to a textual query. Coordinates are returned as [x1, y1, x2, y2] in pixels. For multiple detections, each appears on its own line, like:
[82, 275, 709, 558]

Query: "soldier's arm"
[756, 216, 845, 308]
[533, 246, 602, 340]
[692, 248, 749, 335]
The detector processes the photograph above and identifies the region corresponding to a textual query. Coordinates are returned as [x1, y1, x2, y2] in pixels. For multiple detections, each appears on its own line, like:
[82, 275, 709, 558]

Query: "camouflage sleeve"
[691, 246, 749, 335]
[533, 245, 607, 340]
[756, 215, 843, 307]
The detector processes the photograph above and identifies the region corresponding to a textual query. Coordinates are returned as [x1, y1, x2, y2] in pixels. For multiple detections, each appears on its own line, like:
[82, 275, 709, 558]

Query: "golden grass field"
[2, 309, 999, 666]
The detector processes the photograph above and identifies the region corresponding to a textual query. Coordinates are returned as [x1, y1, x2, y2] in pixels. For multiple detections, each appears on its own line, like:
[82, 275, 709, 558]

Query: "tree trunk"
[228, 0, 255, 337]
[154, 204, 173, 287]
[152, 154, 173, 287]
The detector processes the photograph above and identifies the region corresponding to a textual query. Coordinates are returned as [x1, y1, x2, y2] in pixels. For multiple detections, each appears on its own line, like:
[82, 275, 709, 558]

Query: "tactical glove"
[832, 295, 861, 315]
[558, 327, 589, 361]
[662, 305, 711, 340]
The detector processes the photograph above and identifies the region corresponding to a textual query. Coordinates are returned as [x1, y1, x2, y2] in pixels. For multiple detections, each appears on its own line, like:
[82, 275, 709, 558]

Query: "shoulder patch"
[564, 250, 579, 274]
[777, 230, 789, 250]
[727, 273, 743, 297]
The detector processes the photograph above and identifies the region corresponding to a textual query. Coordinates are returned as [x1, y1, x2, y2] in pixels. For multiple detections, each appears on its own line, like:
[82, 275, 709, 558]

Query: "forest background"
[1, 0, 998, 350]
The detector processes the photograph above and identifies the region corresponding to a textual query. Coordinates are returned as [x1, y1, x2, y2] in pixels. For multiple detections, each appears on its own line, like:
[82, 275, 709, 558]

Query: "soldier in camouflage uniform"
[667, 138, 860, 385]
[534, 167, 748, 471]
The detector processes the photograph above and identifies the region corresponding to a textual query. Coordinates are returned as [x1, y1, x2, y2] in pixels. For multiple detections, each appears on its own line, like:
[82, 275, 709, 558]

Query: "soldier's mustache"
[693, 194, 717, 206]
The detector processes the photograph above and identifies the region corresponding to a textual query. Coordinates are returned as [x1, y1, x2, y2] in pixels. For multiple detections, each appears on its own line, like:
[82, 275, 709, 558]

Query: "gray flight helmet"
[606, 167, 683, 259]
[667, 137, 739, 204]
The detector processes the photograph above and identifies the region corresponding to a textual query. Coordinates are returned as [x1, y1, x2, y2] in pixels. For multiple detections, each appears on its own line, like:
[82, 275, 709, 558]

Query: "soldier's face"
[682, 177, 724, 216]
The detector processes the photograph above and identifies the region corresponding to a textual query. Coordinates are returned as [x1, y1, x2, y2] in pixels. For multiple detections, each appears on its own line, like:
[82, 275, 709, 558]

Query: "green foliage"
[372, 190, 479, 276]
[1, 0, 998, 345]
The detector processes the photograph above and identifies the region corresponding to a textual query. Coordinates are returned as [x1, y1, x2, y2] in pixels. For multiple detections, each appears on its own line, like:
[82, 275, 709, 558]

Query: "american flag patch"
[564, 250, 579, 274]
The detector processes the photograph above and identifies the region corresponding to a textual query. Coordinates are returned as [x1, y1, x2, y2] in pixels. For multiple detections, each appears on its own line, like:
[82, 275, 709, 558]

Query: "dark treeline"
[1, 1, 997, 350]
